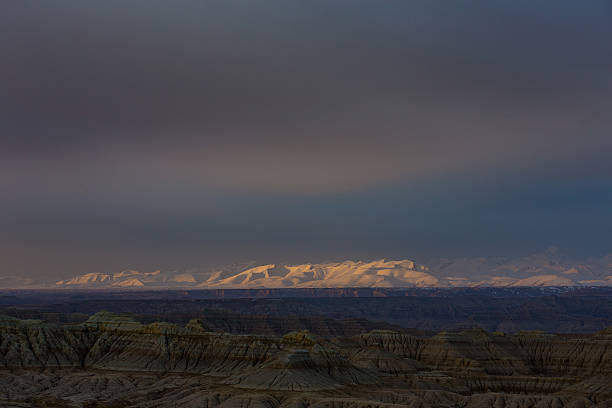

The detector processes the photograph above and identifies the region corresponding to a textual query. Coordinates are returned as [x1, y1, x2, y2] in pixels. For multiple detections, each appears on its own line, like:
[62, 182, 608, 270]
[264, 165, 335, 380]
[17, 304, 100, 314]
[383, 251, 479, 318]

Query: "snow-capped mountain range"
[7, 248, 612, 289]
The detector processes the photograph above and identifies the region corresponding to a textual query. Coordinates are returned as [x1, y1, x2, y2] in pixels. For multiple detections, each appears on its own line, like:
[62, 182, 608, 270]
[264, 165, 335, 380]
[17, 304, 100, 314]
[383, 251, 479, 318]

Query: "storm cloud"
[1, 1, 611, 278]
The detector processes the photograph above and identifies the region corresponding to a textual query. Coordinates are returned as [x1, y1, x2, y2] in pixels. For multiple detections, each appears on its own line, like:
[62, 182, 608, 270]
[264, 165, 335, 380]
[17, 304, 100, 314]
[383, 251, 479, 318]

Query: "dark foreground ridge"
[0, 312, 611, 407]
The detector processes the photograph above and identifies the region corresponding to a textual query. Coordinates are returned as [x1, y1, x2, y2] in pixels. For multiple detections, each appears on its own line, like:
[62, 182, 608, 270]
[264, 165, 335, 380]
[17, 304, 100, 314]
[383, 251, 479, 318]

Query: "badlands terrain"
[1, 249, 610, 407]
[0, 312, 611, 408]
[45, 248, 612, 290]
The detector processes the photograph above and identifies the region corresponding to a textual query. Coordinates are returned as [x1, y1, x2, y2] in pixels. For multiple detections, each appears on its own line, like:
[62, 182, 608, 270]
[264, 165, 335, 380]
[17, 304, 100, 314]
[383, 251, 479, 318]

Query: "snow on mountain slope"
[431, 247, 606, 282]
[44, 249, 612, 289]
[112, 278, 144, 287]
[56, 272, 113, 286]
[204, 260, 441, 288]
[56, 270, 161, 287]
[489, 247, 597, 279]
[508, 274, 575, 287]
[52, 260, 442, 289]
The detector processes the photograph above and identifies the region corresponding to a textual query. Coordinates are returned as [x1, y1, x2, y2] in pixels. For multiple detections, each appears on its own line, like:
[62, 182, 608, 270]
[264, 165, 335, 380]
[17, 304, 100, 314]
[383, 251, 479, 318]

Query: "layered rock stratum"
[0, 312, 610, 407]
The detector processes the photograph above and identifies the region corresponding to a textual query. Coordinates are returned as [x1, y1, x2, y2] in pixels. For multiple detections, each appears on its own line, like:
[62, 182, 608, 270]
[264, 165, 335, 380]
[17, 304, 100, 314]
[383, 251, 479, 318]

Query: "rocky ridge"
[0, 313, 610, 407]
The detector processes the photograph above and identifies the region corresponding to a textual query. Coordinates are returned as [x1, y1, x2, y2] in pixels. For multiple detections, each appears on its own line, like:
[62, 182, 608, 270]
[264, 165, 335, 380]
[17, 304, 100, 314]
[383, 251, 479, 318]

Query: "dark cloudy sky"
[1, 1, 611, 279]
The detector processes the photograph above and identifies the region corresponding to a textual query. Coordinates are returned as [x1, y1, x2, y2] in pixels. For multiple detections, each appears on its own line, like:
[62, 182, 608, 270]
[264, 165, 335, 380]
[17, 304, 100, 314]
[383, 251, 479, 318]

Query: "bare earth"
[0, 313, 610, 408]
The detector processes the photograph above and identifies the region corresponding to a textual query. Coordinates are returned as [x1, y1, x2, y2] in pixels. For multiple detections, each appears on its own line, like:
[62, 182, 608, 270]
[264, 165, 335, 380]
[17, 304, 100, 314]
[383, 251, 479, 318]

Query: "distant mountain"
[4, 248, 612, 289]
[56, 270, 159, 288]
[430, 247, 612, 287]
[52, 260, 440, 289]
[200, 260, 440, 288]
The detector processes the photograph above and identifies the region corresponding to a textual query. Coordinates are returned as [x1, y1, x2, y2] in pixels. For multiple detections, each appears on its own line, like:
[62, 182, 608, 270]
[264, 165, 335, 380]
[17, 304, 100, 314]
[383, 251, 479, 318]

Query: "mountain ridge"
[42, 248, 612, 289]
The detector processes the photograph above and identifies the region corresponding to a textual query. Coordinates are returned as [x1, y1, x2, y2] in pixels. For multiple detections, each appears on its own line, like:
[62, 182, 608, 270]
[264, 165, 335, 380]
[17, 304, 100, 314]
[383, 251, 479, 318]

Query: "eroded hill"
[0, 313, 610, 407]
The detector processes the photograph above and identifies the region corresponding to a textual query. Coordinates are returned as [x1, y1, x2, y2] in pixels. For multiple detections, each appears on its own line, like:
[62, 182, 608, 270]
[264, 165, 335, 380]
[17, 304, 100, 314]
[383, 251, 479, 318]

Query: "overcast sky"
[1, 1, 611, 279]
